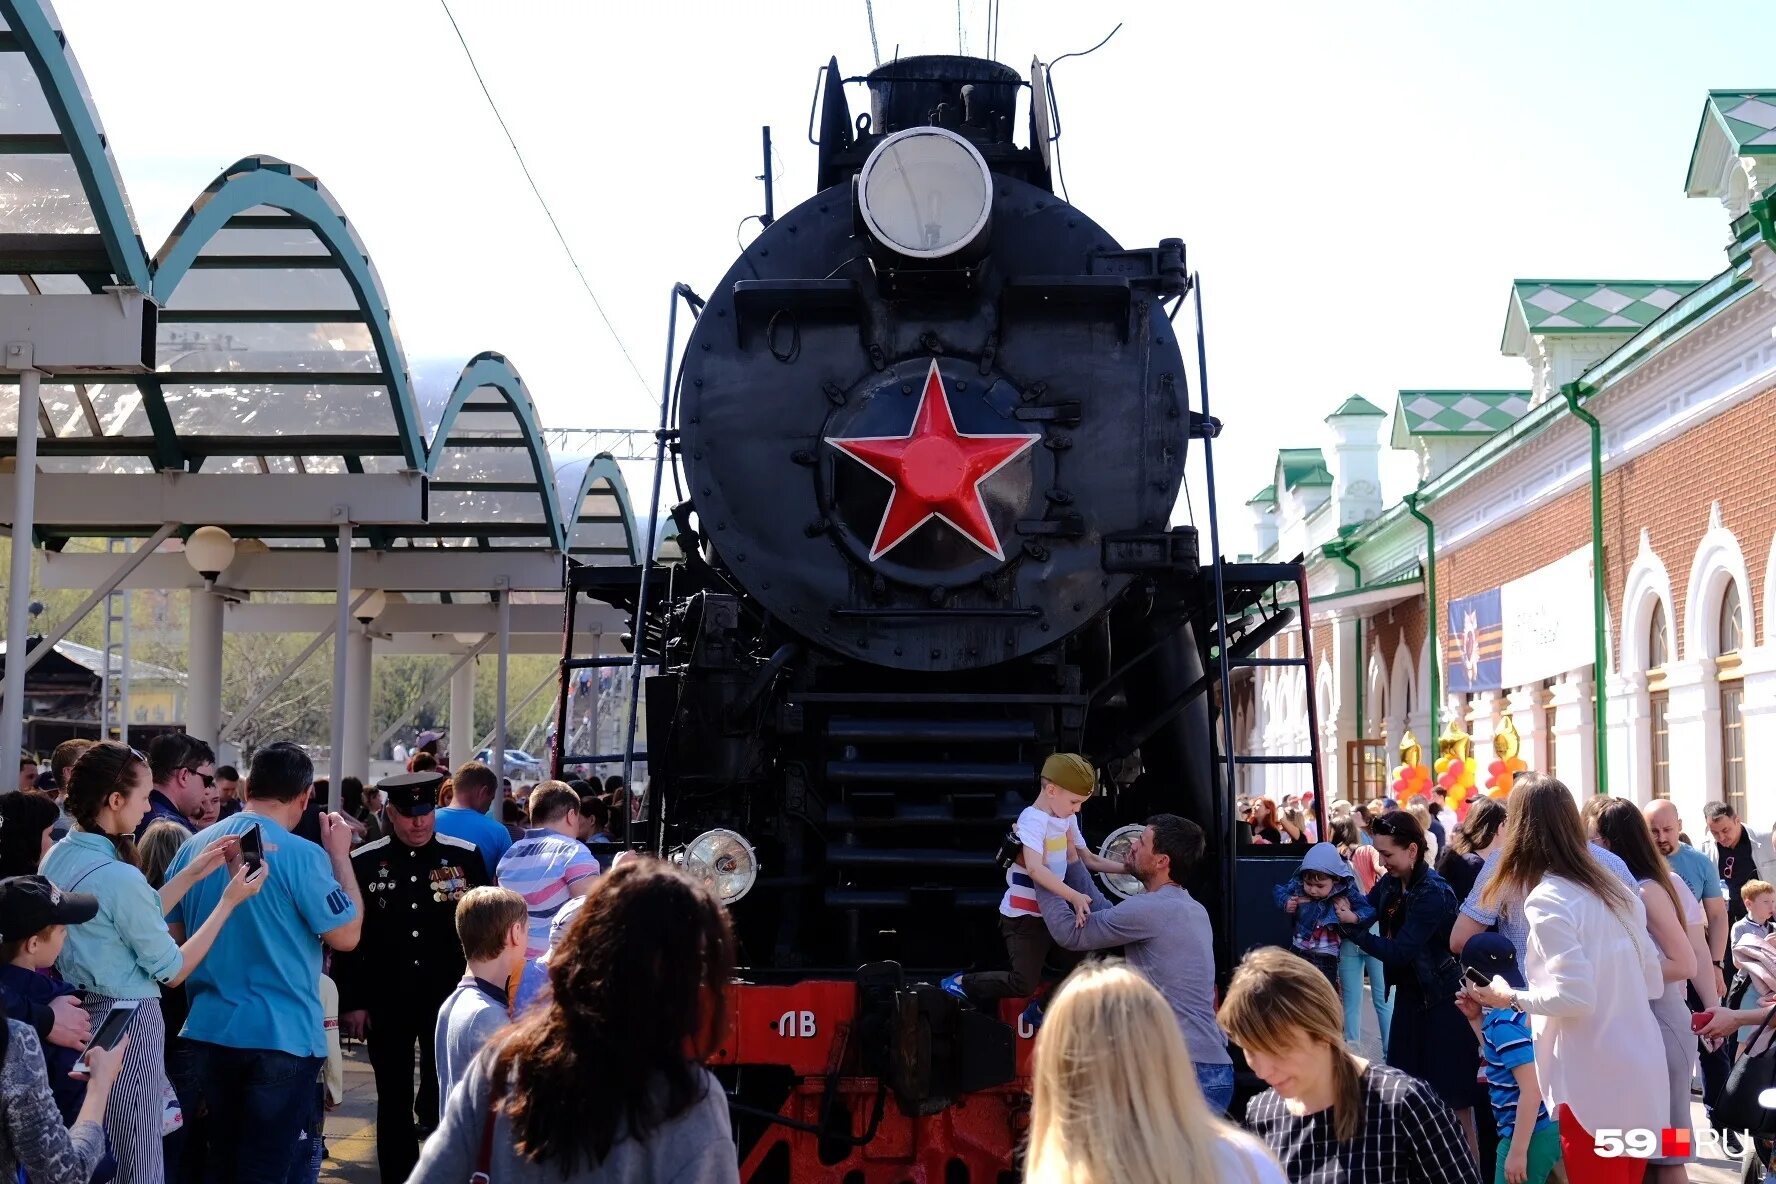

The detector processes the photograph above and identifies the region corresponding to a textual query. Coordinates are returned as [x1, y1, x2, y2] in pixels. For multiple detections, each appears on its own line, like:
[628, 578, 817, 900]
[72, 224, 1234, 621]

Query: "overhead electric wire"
[438, 0, 657, 409]
[864, 0, 881, 66]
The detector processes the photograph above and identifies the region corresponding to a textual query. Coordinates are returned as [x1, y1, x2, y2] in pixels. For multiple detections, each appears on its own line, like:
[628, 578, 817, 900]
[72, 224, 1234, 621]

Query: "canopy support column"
[493, 583, 509, 812]
[0, 354, 39, 775]
[343, 622, 372, 785]
[450, 650, 477, 769]
[186, 588, 225, 746]
[328, 522, 352, 812]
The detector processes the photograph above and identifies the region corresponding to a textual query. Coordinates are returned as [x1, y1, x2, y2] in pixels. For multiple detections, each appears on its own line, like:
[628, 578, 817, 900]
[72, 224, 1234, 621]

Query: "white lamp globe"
[353, 589, 388, 624]
[183, 526, 237, 579]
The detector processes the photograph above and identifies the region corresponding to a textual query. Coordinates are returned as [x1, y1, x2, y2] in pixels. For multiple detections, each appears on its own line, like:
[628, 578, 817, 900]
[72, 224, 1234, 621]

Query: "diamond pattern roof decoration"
[1392, 390, 1531, 447]
[1703, 91, 1776, 153]
[1502, 280, 1704, 357]
[1327, 394, 1386, 420]
[1276, 448, 1333, 490]
[1687, 91, 1776, 198]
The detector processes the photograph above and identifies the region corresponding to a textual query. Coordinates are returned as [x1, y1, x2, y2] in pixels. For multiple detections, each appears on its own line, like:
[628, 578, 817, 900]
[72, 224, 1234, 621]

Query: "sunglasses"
[183, 766, 217, 788]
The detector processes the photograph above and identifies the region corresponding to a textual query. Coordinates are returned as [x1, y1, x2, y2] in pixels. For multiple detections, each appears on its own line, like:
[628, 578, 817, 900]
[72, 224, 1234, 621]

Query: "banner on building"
[1498, 547, 1594, 687]
[1445, 588, 1503, 692]
[1444, 548, 1595, 694]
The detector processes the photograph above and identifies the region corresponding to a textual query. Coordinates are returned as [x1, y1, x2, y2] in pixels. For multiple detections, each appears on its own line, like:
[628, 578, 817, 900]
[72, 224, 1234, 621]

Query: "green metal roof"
[1326, 395, 1386, 420]
[1392, 390, 1531, 446]
[1697, 92, 1776, 155]
[1510, 280, 1702, 334]
[1246, 484, 1277, 507]
[1277, 448, 1332, 490]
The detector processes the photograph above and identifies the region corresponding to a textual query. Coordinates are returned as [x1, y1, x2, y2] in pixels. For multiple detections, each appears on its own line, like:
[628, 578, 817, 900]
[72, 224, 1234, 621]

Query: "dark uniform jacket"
[333, 832, 489, 1016]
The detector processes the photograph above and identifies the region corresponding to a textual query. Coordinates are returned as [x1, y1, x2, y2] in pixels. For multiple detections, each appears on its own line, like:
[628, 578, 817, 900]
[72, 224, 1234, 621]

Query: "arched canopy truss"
[420, 352, 565, 551]
[555, 453, 641, 565]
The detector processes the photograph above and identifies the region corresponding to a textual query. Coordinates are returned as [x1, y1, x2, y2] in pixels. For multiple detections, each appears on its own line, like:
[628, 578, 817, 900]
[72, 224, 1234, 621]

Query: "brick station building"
[1235, 90, 1776, 828]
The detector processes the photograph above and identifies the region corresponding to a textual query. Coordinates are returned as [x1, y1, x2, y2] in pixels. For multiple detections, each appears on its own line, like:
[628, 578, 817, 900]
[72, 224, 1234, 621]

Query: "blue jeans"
[192, 1042, 325, 1184]
[1339, 928, 1393, 1050]
[1195, 1061, 1235, 1116]
[284, 1083, 325, 1184]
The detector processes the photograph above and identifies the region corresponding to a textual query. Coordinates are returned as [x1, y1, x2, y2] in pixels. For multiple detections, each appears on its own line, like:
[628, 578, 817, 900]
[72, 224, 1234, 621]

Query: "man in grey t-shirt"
[1034, 813, 1233, 1114]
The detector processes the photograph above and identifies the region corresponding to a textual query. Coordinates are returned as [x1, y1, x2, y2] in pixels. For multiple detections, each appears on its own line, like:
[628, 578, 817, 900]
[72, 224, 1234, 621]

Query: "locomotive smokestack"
[866, 55, 1021, 141]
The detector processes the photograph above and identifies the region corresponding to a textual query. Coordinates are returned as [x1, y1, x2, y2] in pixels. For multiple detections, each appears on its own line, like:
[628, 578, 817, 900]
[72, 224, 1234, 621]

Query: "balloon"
[1488, 760, 1507, 778]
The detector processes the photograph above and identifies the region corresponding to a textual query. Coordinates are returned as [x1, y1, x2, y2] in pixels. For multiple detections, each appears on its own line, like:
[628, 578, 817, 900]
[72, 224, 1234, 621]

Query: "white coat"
[1517, 874, 1667, 1137]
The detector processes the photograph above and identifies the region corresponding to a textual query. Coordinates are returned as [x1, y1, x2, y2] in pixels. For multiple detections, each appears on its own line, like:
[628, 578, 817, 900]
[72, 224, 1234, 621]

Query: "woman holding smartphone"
[39, 742, 265, 1184]
[0, 1017, 130, 1184]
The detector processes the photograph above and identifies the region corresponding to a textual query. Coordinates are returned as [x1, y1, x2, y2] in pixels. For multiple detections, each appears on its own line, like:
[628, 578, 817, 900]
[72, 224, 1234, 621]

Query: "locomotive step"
[823, 716, 1039, 743]
[824, 847, 997, 869]
[824, 759, 1034, 785]
[825, 888, 1002, 910]
[827, 797, 1021, 829]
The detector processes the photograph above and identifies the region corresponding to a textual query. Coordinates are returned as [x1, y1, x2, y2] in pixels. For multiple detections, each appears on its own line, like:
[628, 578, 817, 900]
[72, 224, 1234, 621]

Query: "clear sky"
[60, 0, 1776, 554]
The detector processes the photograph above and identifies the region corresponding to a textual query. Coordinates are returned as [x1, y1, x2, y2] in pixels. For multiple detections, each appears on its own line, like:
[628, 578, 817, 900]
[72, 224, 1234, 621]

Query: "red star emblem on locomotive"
[826, 360, 1040, 562]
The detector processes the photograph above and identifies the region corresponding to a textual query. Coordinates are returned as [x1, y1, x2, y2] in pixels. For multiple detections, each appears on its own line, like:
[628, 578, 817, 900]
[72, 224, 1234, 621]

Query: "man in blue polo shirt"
[166, 742, 363, 1183]
[433, 760, 513, 869]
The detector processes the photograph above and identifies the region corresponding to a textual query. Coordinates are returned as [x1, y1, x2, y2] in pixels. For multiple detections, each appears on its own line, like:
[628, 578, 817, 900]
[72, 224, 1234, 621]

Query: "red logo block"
[1660, 1128, 1690, 1158]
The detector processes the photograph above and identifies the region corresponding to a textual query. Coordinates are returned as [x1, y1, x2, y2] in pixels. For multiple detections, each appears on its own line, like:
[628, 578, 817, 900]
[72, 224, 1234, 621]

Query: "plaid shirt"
[1245, 1062, 1481, 1183]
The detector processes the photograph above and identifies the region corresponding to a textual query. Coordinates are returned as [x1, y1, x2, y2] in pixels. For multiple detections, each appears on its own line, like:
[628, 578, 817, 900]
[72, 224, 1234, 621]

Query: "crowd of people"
[3, 732, 1772, 1183]
[0, 733, 641, 1184]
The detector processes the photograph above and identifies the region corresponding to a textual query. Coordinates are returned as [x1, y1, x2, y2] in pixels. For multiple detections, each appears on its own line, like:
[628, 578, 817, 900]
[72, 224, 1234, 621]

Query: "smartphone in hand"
[73, 1000, 138, 1076]
[239, 823, 264, 874]
[1463, 967, 1492, 990]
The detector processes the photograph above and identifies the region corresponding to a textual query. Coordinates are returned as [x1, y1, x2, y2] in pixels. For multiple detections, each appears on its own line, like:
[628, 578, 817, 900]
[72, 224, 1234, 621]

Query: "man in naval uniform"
[333, 770, 489, 1182]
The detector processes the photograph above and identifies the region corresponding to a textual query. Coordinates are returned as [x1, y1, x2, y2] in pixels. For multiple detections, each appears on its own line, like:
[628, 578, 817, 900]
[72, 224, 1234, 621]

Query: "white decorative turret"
[1324, 395, 1386, 527]
[1246, 485, 1278, 556]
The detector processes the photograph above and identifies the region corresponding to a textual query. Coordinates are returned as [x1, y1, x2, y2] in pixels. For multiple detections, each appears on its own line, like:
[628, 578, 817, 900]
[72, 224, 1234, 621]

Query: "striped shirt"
[1481, 1007, 1552, 1140]
[998, 806, 1082, 918]
[496, 829, 600, 958]
[1245, 1062, 1481, 1183]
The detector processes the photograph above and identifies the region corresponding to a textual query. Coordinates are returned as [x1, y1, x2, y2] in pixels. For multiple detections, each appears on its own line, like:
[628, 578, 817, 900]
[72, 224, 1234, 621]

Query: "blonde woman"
[1221, 947, 1480, 1183]
[1025, 961, 1283, 1184]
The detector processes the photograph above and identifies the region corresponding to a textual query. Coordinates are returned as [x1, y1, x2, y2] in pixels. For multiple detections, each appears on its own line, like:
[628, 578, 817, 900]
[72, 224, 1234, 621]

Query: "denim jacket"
[1342, 862, 1463, 1007]
[1272, 872, 1376, 954]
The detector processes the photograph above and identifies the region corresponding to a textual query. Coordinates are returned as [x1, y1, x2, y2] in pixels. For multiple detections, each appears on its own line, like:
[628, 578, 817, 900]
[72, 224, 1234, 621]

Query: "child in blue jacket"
[1274, 842, 1375, 984]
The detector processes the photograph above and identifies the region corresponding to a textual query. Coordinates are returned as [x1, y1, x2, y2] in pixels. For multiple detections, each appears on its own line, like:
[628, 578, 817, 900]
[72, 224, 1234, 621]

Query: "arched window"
[1718, 583, 1746, 818]
[1648, 603, 1670, 800]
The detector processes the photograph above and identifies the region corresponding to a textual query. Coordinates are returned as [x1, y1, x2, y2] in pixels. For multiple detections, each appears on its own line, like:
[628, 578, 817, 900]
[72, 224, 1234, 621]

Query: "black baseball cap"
[377, 770, 442, 816]
[1460, 932, 1527, 991]
[0, 875, 99, 941]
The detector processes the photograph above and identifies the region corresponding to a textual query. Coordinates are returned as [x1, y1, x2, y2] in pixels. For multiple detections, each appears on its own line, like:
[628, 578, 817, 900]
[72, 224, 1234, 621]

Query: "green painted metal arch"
[556, 452, 642, 566]
[426, 351, 566, 551]
[149, 156, 426, 470]
[0, 0, 151, 291]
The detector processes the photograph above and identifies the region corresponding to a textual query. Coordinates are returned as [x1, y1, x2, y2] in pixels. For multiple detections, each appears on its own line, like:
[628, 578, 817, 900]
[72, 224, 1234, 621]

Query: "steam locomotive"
[557, 52, 1321, 1183]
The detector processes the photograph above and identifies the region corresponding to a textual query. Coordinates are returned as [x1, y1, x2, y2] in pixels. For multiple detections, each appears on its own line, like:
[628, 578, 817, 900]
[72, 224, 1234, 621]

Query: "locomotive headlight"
[857, 126, 993, 260]
[683, 828, 759, 905]
[1096, 825, 1147, 900]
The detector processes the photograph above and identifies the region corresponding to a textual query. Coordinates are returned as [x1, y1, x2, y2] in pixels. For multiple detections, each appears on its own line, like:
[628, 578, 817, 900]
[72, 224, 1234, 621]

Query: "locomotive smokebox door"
[681, 114, 1189, 671]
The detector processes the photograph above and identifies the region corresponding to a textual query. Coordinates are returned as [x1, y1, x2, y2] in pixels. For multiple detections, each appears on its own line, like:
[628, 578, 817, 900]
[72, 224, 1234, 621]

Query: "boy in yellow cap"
[942, 753, 1128, 1014]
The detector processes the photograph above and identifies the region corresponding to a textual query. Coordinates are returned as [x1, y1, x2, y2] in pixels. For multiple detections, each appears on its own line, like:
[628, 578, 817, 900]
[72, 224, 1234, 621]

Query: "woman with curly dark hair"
[411, 856, 739, 1183]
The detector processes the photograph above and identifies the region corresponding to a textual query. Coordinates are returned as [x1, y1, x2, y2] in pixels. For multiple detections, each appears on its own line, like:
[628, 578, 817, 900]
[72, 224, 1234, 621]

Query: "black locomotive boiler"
[558, 52, 1322, 1181]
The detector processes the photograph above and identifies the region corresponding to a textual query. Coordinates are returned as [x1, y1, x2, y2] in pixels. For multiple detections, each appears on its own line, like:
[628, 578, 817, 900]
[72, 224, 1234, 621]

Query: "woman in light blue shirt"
[39, 742, 263, 1184]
